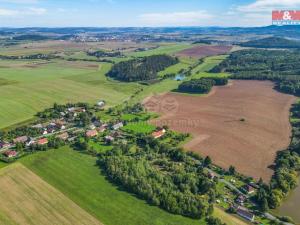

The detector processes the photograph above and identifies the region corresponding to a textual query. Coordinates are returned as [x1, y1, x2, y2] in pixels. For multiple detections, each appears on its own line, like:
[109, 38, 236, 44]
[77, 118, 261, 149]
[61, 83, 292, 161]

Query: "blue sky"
[0, 0, 300, 27]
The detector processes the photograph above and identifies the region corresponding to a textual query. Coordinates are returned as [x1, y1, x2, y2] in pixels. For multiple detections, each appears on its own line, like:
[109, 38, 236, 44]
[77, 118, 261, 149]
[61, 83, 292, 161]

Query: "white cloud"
[0, 7, 46, 17]
[237, 0, 300, 12]
[0, 0, 39, 3]
[26, 7, 46, 15]
[0, 8, 18, 16]
[139, 11, 214, 26]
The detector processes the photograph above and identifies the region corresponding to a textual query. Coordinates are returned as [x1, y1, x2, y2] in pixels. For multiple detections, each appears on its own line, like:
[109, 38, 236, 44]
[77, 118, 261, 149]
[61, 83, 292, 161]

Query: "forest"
[107, 54, 179, 82]
[240, 37, 300, 49]
[87, 50, 121, 58]
[211, 49, 300, 95]
[178, 77, 228, 94]
[98, 134, 216, 219]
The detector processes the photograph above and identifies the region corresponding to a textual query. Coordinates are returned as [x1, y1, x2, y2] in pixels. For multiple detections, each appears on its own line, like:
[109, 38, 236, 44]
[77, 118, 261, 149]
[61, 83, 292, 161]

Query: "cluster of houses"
[0, 101, 169, 163]
[209, 170, 257, 223]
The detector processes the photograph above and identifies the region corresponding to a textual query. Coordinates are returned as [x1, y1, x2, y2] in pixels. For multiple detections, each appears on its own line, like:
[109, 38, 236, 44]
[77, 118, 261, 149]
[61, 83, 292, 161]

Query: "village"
[0, 100, 285, 225]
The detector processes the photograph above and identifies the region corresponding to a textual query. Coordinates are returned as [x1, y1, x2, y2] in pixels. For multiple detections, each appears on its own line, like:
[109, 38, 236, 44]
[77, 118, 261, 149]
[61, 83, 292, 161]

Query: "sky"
[0, 0, 300, 27]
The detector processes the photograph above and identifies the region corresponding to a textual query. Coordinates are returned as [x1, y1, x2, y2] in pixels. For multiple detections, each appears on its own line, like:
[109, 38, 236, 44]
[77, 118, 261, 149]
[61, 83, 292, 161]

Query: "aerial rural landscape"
[1, 0, 300, 225]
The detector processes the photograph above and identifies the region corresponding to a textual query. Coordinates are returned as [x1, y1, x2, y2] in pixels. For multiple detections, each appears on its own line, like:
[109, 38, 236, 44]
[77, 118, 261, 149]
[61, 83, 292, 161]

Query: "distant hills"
[1, 25, 300, 37]
[240, 37, 300, 49]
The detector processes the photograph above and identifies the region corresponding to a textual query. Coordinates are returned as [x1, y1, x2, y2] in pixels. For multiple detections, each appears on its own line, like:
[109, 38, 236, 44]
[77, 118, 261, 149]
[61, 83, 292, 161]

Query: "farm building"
[105, 135, 114, 143]
[236, 206, 255, 222]
[112, 122, 123, 130]
[0, 142, 11, 149]
[32, 123, 43, 129]
[3, 150, 18, 158]
[13, 136, 28, 144]
[97, 124, 107, 132]
[37, 138, 48, 146]
[86, 130, 98, 137]
[152, 129, 166, 139]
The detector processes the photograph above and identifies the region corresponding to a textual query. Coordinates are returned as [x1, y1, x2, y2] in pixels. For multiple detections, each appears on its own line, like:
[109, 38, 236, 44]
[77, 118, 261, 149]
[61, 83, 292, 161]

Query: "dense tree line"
[178, 77, 228, 94]
[107, 54, 179, 82]
[37, 102, 90, 119]
[99, 135, 216, 219]
[12, 34, 50, 41]
[0, 54, 58, 60]
[0, 126, 42, 142]
[87, 50, 121, 58]
[211, 49, 300, 95]
[240, 37, 300, 49]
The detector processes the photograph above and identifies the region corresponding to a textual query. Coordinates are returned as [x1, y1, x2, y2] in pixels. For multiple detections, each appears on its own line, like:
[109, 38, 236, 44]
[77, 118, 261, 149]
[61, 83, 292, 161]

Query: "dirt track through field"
[145, 80, 296, 181]
[0, 163, 103, 225]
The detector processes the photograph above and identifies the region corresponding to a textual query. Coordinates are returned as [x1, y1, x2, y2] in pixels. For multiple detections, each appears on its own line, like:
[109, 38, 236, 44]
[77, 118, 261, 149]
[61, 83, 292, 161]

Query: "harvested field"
[145, 80, 296, 181]
[0, 163, 102, 225]
[176, 45, 232, 58]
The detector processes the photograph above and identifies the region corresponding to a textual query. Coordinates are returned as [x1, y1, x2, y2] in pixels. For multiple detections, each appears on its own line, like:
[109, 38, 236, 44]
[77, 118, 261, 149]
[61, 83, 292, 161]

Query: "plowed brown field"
[145, 80, 296, 181]
[176, 45, 232, 58]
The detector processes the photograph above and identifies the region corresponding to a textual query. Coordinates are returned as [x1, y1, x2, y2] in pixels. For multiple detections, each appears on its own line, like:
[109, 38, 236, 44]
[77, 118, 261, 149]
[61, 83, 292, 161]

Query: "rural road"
[205, 168, 295, 225]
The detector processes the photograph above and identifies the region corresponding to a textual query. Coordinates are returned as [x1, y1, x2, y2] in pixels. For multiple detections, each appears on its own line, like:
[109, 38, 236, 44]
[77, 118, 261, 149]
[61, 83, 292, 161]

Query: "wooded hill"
[178, 77, 228, 94]
[107, 54, 179, 82]
[211, 49, 300, 95]
[240, 37, 300, 49]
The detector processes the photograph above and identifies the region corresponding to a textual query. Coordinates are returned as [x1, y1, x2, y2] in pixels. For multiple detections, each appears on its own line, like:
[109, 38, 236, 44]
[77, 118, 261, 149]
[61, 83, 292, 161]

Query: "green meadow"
[0, 60, 140, 129]
[20, 146, 206, 225]
[0, 44, 226, 130]
[126, 43, 192, 57]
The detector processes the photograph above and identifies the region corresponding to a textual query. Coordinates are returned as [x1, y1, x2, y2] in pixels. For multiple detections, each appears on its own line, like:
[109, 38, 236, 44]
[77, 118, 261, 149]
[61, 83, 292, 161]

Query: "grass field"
[0, 60, 140, 129]
[192, 55, 228, 73]
[213, 207, 249, 225]
[0, 163, 102, 225]
[20, 146, 206, 225]
[122, 122, 156, 134]
[126, 43, 193, 57]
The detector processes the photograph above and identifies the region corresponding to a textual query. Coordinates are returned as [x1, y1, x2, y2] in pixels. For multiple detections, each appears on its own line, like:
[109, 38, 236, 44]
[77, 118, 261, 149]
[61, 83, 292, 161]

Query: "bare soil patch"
[145, 80, 296, 181]
[0, 163, 103, 225]
[176, 45, 232, 58]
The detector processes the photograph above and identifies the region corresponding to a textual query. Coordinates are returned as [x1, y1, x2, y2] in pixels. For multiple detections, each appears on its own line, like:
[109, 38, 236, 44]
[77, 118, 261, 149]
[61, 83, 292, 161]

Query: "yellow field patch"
[0, 163, 103, 225]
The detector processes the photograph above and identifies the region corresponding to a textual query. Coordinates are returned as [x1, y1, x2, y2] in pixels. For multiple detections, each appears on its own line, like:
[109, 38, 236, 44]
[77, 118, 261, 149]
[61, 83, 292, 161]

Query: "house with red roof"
[3, 150, 18, 158]
[37, 138, 48, 146]
[152, 129, 166, 139]
[86, 130, 98, 138]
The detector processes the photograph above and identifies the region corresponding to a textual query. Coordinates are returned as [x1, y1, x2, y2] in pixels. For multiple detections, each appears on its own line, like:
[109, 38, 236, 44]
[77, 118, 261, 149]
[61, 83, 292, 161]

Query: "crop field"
[20, 147, 206, 225]
[145, 80, 295, 181]
[0, 163, 102, 225]
[0, 40, 157, 56]
[126, 43, 193, 57]
[0, 60, 141, 129]
[176, 45, 232, 58]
